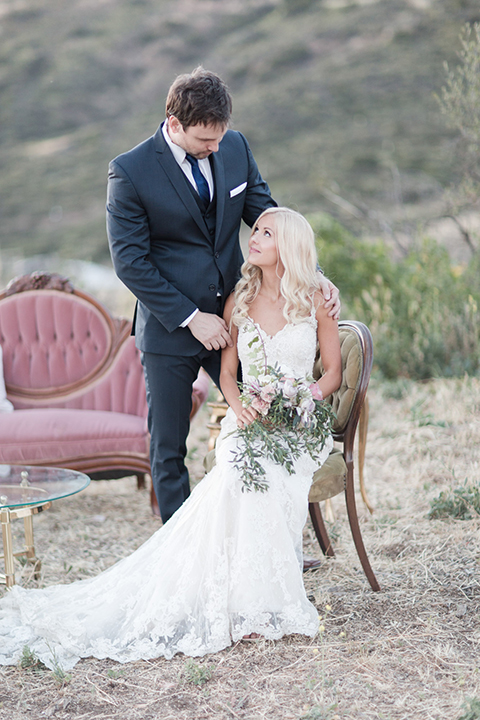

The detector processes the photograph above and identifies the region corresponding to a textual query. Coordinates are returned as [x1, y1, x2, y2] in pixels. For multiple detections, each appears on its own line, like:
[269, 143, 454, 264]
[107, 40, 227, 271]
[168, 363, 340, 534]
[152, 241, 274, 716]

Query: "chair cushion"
[203, 446, 346, 503]
[0, 408, 148, 464]
[308, 447, 346, 502]
[314, 328, 362, 433]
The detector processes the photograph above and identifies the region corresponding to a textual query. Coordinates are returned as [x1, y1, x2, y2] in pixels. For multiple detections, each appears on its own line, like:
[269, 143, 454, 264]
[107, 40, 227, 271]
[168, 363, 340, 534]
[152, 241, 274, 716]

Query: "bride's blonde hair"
[231, 207, 320, 328]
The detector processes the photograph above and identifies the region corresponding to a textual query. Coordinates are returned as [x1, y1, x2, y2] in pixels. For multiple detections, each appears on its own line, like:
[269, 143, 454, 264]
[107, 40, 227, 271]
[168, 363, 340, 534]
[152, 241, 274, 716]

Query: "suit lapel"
[211, 151, 225, 248]
[153, 126, 210, 241]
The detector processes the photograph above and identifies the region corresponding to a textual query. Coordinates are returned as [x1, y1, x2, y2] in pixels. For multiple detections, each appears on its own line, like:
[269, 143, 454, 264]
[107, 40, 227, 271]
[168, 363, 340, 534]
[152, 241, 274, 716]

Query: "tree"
[438, 22, 480, 253]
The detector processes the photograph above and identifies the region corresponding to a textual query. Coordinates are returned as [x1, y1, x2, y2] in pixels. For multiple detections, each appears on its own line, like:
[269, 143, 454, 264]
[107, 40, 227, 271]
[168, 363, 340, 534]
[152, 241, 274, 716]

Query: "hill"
[1, 0, 479, 263]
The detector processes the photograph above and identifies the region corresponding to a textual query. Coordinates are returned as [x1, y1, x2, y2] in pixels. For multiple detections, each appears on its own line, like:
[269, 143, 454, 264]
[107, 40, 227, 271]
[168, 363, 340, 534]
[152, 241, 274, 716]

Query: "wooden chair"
[308, 320, 380, 591]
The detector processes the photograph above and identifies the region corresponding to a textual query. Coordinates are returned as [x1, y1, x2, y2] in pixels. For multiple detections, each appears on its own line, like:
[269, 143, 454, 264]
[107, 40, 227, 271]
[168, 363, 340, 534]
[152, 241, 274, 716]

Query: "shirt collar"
[162, 119, 187, 165]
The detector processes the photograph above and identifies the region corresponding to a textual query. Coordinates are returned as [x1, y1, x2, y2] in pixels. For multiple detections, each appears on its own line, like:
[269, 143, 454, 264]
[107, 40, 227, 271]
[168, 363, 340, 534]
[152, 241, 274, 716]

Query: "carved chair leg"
[344, 463, 380, 591]
[309, 502, 335, 557]
[358, 397, 374, 515]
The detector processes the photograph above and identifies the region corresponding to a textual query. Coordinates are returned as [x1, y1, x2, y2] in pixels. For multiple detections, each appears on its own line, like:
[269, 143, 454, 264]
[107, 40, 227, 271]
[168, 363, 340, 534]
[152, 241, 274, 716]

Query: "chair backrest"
[314, 321, 373, 441]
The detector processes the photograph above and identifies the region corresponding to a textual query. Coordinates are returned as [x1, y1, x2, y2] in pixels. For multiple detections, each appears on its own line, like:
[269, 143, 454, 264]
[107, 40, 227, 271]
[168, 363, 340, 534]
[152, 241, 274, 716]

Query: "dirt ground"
[1, 376, 479, 720]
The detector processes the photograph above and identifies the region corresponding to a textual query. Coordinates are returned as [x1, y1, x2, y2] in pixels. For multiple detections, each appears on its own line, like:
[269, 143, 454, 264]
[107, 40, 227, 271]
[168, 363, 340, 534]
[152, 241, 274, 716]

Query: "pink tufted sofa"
[0, 272, 210, 511]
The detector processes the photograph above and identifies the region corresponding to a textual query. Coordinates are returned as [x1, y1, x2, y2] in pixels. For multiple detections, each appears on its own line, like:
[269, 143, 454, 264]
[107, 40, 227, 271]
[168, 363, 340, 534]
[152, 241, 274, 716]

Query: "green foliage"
[438, 23, 480, 213]
[457, 697, 480, 720]
[19, 644, 72, 684]
[312, 212, 480, 379]
[19, 645, 45, 671]
[409, 398, 448, 428]
[429, 481, 480, 520]
[182, 658, 215, 687]
[300, 705, 338, 720]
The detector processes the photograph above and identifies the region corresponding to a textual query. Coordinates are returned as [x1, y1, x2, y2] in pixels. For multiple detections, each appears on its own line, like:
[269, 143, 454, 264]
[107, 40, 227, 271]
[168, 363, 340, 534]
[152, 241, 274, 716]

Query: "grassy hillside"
[0, 0, 479, 263]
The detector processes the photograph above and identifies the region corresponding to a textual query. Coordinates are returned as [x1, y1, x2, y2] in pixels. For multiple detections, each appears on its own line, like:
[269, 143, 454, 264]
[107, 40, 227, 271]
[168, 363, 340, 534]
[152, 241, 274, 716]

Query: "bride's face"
[248, 216, 282, 271]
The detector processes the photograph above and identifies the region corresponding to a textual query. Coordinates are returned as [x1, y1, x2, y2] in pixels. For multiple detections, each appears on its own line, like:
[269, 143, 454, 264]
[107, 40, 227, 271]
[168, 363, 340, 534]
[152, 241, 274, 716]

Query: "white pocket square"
[229, 182, 247, 198]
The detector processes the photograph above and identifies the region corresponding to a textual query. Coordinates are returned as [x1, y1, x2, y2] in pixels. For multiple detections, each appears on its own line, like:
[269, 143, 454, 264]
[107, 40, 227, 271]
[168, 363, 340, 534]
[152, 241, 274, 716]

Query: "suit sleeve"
[238, 133, 277, 227]
[106, 160, 197, 331]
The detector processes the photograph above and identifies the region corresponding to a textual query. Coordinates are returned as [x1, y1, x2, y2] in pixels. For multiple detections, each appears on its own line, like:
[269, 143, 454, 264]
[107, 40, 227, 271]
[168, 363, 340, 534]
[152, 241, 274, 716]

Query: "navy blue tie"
[186, 154, 210, 207]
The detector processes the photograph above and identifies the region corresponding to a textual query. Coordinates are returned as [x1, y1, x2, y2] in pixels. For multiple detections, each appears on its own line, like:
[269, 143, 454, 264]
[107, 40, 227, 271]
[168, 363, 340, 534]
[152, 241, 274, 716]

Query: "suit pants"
[141, 348, 221, 524]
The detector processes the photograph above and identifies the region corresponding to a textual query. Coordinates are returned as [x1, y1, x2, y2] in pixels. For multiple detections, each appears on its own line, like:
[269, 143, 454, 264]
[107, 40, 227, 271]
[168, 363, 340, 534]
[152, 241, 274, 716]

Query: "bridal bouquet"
[230, 327, 335, 492]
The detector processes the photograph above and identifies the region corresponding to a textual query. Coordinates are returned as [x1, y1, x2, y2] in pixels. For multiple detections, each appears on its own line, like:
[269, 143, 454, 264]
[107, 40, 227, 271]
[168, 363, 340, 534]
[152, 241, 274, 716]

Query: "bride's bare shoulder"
[313, 290, 330, 322]
[223, 292, 236, 320]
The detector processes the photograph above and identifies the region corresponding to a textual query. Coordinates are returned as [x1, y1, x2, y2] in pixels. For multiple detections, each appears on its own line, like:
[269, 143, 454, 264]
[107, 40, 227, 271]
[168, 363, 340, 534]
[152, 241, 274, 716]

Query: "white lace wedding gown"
[0, 315, 332, 670]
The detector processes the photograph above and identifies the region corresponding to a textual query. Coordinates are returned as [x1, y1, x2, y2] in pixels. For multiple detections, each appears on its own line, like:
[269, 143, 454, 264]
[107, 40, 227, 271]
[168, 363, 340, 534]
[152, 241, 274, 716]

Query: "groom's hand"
[317, 273, 341, 320]
[188, 311, 233, 351]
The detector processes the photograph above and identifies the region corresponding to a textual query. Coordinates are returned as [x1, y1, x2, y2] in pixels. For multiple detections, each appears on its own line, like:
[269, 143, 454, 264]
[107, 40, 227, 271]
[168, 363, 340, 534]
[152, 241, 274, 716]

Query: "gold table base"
[0, 501, 52, 588]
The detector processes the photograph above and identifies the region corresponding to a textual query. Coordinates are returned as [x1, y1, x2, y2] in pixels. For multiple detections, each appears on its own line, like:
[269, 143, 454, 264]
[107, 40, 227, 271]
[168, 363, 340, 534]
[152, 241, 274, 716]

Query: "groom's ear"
[168, 116, 183, 134]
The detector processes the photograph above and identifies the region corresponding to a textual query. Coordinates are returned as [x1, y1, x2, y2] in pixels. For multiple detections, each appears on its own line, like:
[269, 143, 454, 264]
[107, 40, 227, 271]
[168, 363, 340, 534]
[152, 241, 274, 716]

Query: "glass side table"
[0, 465, 90, 587]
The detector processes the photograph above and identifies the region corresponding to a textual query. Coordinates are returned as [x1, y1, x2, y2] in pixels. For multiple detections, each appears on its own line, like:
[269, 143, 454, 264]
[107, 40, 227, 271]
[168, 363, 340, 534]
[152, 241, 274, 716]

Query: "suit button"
[215, 252, 220, 258]
[209, 284, 216, 291]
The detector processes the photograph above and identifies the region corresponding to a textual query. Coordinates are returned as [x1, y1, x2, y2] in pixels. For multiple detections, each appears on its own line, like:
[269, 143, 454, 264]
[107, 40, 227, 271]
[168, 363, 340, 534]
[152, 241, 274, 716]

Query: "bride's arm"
[220, 294, 258, 428]
[312, 292, 342, 399]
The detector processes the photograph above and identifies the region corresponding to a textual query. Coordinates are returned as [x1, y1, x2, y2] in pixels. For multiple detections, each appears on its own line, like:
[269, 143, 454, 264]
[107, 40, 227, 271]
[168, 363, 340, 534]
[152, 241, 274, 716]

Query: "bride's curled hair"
[231, 207, 320, 328]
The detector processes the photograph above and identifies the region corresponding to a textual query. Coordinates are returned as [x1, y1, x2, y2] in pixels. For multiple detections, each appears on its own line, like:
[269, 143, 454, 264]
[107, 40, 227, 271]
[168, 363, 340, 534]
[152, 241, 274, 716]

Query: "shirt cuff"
[180, 308, 199, 328]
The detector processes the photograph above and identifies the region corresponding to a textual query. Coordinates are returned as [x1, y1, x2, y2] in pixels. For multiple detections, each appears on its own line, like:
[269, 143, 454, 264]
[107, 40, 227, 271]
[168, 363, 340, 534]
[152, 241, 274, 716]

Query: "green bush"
[458, 697, 480, 720]
[311, 212, 480, 380]
[429, 481, 480, 520]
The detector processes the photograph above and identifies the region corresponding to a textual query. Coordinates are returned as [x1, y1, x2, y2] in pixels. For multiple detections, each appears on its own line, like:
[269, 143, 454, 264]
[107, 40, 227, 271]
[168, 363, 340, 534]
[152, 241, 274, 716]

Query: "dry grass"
[1, 376, 479, 720]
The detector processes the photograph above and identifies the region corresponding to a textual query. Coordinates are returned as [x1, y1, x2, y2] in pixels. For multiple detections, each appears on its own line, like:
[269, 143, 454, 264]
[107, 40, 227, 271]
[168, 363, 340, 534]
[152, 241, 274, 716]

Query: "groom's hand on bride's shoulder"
[317, 274, 341, 320]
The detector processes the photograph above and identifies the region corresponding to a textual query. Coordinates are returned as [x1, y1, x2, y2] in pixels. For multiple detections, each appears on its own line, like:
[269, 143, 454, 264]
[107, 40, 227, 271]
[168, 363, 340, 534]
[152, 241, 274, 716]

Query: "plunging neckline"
[247, 316, 289, 341]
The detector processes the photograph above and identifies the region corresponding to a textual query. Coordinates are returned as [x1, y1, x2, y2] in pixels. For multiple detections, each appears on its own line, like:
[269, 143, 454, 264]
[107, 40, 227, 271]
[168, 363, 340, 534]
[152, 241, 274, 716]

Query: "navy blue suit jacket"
[107, 123, 276, 356]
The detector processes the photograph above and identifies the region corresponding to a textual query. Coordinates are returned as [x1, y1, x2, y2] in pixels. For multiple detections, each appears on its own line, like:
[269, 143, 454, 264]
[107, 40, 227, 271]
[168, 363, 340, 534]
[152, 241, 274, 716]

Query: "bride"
[0, 207, 341, 670]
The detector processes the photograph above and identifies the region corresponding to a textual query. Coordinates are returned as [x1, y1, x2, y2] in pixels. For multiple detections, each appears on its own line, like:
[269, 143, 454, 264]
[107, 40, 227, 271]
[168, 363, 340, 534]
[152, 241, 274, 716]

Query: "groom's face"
[168, 117, 226, 159]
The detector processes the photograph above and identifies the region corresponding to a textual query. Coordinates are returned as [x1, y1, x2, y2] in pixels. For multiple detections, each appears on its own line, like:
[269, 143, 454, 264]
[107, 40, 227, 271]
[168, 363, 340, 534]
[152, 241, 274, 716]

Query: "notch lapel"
[153, 127, 210, 241]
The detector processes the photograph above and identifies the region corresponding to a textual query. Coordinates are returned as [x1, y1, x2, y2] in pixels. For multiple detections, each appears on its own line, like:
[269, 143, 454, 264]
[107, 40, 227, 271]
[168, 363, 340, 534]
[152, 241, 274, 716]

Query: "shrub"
[429, 481, 480, 520]
[457, 697, 480, 720]
[311, 212, 480, 379]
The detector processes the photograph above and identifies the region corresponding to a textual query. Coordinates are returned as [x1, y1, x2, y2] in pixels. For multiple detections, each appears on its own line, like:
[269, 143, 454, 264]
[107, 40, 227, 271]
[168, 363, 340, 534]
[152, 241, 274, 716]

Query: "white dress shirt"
[162, 120, 216, 328]
[162, 121, 214, 201]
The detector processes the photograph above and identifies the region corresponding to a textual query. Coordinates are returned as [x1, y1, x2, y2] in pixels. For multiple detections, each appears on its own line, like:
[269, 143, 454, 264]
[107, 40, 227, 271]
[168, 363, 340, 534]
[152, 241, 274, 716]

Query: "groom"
[107, 67, 340, 535]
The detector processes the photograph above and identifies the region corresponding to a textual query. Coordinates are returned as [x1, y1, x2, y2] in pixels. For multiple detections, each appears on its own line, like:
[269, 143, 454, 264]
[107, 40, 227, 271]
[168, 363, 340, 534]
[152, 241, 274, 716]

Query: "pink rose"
[251, 396, 271, 415]
[260, 384, 276, 402]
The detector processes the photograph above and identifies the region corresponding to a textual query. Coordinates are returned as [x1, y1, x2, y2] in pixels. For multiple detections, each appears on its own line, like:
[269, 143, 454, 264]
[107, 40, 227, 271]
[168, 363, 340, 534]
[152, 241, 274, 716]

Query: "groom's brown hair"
[166, 67, 232, 129]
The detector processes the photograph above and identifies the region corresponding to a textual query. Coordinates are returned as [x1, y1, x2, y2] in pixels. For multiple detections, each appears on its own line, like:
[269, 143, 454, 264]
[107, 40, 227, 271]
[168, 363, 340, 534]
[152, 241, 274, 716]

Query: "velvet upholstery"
[0, 273, 210, 507]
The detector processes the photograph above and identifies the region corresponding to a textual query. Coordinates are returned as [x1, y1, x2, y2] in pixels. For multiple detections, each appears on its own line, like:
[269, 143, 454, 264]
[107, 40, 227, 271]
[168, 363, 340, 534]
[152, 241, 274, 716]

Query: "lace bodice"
[237, 315, 318, 383]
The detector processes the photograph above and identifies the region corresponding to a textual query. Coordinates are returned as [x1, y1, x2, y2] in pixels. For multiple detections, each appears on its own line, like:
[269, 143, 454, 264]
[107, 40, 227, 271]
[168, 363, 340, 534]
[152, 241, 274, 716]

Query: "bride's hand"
[236, 406, 258, 428]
